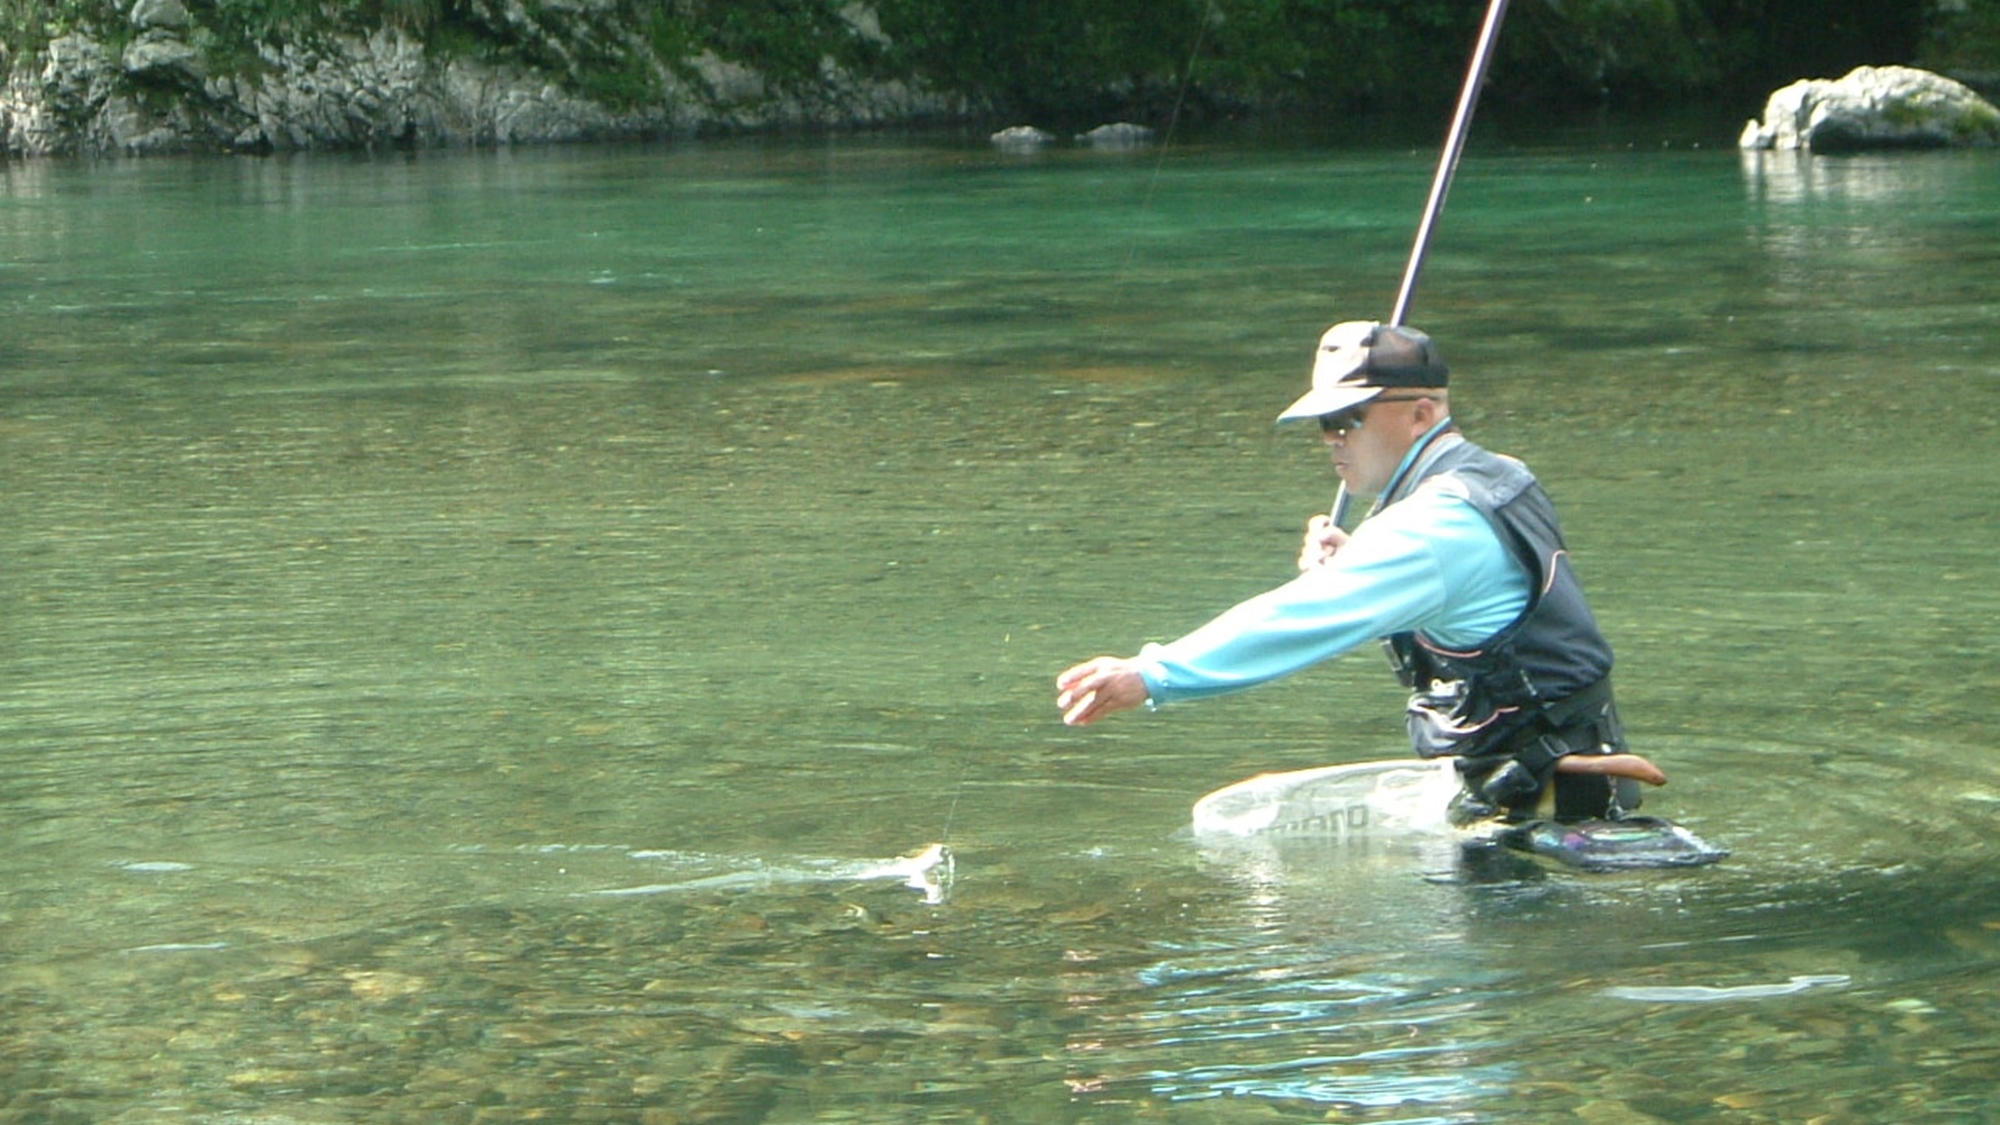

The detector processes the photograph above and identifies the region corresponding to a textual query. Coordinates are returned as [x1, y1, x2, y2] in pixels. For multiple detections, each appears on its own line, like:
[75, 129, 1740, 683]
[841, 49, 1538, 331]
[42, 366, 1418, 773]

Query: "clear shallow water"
[2, 130, 1997, 1123]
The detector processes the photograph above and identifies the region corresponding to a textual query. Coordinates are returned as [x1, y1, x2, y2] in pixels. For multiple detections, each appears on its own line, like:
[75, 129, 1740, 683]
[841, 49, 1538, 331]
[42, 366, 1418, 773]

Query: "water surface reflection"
[2, 133, 1997, 1123]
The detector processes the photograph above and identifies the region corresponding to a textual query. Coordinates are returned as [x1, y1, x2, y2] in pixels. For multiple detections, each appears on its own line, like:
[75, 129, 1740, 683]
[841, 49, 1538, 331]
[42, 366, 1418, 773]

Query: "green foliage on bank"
[1923, 0, 2000, 78]
[1, 0, 97, 51]
[865, 0, 1987, 117]
[2, 0, 1995, 120]
[867, 0, 1477, 120]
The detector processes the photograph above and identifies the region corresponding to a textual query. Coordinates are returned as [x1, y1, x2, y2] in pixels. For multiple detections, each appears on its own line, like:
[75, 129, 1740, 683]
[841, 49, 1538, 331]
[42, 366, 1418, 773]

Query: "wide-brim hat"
[1276, 321, 1450, 422]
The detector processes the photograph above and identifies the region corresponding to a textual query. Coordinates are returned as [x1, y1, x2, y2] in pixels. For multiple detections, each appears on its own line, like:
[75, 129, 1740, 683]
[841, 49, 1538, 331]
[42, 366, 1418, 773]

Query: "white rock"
[1740, 65, 2000, 152]
[1076, 121, 1154, 147]
[989, 124, 1053, 147]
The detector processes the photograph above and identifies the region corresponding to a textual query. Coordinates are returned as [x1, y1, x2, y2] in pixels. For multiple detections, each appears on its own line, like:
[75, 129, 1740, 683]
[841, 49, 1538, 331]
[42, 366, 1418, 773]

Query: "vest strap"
[1454, 677, 1619, 818]
[1530, 675, 1615, 737]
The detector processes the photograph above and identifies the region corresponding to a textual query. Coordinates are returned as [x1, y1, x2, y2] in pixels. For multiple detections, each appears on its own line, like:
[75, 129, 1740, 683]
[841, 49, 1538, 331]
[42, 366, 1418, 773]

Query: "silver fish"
[585, 842, 955, 905]
[1604, 974, 1850, 1003]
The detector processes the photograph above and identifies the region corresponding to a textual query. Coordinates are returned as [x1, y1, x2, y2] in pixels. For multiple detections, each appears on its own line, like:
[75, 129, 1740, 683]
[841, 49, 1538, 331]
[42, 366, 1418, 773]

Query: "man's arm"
[1054, 489, 1530, 724]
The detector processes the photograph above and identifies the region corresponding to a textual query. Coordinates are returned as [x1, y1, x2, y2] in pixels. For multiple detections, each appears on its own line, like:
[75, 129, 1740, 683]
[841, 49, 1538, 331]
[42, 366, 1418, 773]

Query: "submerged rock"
[990, 124, 1054, 148]
[1739, 65, 2000, 152]
[1076, 121, 1154, 148]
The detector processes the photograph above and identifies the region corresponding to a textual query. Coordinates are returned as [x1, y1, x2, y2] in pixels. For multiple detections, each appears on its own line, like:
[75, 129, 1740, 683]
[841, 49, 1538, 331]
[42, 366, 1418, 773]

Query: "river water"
[2, 125, 1996, 1124]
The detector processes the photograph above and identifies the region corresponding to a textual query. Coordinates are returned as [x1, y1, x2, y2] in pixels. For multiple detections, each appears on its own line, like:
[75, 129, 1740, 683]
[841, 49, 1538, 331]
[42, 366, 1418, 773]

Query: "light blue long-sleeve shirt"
[1134, 433, 1532, 706]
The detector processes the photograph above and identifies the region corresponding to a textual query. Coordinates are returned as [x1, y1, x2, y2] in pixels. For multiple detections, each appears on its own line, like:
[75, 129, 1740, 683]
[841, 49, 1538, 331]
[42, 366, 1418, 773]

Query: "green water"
[2, 130, 1997, 1124]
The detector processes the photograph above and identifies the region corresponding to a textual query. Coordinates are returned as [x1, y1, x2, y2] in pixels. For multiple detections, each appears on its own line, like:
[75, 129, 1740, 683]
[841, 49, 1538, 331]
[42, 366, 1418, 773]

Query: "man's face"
[1319, 395, 1432, 498]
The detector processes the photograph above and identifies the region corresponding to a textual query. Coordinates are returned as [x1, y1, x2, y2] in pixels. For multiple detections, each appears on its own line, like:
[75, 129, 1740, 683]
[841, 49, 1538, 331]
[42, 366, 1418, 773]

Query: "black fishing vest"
[1380, 437, 1620, 765]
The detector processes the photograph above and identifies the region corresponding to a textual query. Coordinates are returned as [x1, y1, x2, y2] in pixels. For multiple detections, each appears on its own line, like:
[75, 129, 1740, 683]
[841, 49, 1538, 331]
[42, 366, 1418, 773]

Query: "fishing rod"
[1331, 0, 1511, 527]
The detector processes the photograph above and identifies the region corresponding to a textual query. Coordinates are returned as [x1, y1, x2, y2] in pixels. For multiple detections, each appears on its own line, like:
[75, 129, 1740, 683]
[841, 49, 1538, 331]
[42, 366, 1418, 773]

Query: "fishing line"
[1330, 0, 1511, 528]
[1101, 0, 1218, 287]
[1136, 1, 1214, 210]
[938, 724, 974, 843]
[938, 4, 1211, 858]
[932, 4, 1216, 880]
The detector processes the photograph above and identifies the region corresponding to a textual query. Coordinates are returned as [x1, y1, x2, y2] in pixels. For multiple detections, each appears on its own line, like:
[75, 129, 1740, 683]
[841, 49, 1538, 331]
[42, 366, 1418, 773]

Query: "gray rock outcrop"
[1739, 65, 2000, 152]
[1, 0, 964, 156]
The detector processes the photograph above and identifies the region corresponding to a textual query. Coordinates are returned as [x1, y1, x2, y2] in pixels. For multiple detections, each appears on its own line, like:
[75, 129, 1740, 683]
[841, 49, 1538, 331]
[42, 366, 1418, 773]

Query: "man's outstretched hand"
[1055, 657, 1150, 726]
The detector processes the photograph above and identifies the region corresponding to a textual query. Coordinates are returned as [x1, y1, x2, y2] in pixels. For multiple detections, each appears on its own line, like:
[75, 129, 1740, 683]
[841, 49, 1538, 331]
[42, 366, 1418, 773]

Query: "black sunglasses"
[1316, 395, 1431, 435]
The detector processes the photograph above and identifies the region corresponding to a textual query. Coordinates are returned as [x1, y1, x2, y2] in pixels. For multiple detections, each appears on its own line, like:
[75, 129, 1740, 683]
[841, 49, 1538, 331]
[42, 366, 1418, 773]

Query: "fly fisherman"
[1055, 321, 1663, 825]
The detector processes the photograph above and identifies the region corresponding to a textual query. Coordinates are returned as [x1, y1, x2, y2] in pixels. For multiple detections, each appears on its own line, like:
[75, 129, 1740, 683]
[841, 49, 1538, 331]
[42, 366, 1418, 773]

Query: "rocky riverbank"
[1, 0, 967, 156]
[8, 0, 1999, 159]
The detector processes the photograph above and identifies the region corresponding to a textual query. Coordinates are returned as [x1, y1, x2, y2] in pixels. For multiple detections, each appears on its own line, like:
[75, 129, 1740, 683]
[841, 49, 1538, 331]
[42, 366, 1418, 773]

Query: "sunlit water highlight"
[2, 127, 1997, 1123]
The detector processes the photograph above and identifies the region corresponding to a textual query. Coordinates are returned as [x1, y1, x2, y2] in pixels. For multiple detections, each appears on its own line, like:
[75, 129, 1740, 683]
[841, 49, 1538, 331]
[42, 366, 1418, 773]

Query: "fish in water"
[584, 842, 955, 905]
[1604, 974, 1850, 1003]
[855, 842, 954, 903]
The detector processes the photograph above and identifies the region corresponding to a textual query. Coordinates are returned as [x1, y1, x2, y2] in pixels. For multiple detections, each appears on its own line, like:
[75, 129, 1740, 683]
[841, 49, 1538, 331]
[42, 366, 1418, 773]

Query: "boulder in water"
[1076, 121, 1154, 148]
[1739, 65, 2000, 152]
[989, 125, 1053, 149]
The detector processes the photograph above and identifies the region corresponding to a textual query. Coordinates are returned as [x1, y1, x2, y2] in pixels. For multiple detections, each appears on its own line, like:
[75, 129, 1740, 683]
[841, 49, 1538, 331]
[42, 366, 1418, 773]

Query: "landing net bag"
[1191, 759, 1461, 838]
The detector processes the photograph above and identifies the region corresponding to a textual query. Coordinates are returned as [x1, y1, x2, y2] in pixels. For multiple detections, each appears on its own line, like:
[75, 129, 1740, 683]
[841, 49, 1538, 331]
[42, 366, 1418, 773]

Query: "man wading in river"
[1055, 321, 1663, 825]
